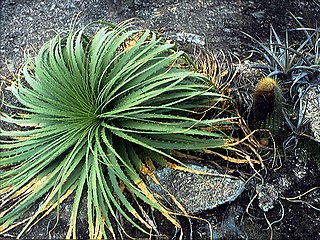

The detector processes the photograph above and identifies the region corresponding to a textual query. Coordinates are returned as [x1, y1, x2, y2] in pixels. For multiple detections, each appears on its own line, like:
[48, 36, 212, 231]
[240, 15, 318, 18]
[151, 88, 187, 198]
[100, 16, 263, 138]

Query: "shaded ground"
[1, 0, 320, 239]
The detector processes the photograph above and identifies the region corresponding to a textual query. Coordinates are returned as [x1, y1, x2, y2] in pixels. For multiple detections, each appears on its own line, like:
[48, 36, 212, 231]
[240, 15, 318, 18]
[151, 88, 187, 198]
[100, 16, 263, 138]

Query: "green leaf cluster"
[0, 20, 233, 238]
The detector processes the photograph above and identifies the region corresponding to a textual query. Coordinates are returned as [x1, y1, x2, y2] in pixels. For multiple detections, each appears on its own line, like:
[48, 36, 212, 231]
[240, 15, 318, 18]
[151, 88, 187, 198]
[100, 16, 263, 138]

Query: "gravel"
[0, 0, 120, 75]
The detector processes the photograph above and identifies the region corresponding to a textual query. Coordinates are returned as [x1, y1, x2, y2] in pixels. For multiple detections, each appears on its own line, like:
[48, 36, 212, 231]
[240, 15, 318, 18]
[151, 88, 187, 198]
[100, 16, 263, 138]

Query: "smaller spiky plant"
[252, 78, 283, 138]
[244, 20, 320, 147]
[243, 25, 315, 83]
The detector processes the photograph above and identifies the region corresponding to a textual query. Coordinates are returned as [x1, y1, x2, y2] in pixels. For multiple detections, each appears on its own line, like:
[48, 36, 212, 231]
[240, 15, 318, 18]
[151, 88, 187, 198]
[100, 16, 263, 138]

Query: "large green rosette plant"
[0, 21, 234, 238]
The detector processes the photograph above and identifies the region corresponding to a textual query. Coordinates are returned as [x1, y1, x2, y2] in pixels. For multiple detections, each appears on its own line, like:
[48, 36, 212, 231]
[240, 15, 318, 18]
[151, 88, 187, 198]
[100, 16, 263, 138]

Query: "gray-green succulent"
[0, 21, 234, 238]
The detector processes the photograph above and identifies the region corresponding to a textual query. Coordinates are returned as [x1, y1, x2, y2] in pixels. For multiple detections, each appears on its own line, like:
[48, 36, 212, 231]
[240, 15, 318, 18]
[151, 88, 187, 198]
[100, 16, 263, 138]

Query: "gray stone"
[170, 32, 206, 46]
[303, 88, 320, 142]
[252, 10, 266, 20]
[256, 183, 278, 212]
[148, 164, 245, 214]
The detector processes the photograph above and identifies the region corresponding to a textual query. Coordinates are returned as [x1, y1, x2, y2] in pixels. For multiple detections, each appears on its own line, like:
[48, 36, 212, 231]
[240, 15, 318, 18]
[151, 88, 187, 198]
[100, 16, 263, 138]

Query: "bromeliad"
[0, 20, 234, 238]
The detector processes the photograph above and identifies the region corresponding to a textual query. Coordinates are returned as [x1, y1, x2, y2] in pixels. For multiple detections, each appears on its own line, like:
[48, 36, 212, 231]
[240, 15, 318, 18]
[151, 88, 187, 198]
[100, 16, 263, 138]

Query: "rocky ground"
[1, 0, 320, 239]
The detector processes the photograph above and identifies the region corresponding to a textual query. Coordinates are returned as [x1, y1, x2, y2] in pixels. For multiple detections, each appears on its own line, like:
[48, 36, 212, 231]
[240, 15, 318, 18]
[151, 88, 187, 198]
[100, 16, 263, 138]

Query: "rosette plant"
[0, 21, 234, 238]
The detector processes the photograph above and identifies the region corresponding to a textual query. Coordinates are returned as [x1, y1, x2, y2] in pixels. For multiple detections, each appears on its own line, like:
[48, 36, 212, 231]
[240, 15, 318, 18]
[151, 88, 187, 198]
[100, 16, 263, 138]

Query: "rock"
[303, 88, 320, 143]
[195, 205, 245, 239]
[147, 164, 245, 214]
[256, 183, 278, 212]
[252, 10, 266, 20]
[170, 32, 206, 46]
